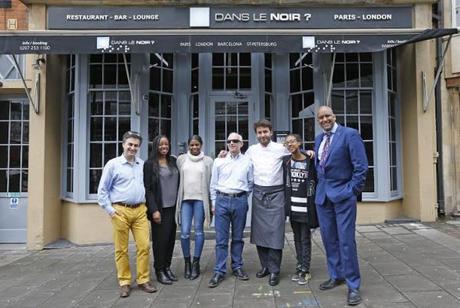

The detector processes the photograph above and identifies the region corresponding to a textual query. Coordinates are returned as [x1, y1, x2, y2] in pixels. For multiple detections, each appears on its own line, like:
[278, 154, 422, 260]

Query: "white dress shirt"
[209, 152, 254, 207]
[318, 123, 338, 161]
[245, 141, 289, 186]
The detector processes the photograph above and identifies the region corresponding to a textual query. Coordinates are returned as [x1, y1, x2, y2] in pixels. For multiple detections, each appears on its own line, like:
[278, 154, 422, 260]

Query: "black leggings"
[151, 206, 176, 271]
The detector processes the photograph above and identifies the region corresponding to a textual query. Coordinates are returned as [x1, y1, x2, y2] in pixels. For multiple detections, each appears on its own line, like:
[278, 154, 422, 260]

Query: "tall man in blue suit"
[314, 106, 368, 306]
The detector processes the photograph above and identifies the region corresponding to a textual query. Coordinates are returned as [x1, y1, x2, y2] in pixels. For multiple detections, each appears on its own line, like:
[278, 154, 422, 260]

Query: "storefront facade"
[0, 0, 453, 249]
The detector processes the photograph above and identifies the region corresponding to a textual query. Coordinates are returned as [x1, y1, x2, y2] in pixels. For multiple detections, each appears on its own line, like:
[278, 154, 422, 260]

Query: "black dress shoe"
[268, 273, 280, 286]
[165, 267, 178, 281]
[319, 278, 345, 290]
[156, 270, 173, 285]
[208, 273, 225, 288]
[233, 268, 249, 280]
[256, 267, 270, 278]
[347, 289, 362, 306]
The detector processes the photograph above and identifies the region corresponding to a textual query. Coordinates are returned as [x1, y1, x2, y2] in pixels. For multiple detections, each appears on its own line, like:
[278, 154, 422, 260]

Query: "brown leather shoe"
[138, 282, 157, 293]
[119, 285, 130, 298]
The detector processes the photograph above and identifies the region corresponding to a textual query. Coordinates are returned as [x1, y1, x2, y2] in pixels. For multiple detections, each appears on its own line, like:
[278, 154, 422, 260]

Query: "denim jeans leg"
[230, 196, 248, 271]
[180, 200, 193, 258]
[193, 200, 205, 258]
[214, 196, 230, 274]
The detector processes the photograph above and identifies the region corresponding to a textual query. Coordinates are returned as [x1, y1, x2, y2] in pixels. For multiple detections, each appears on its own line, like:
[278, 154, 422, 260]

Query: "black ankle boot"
[156, 270, 173, 285]
[184, 257, 192, 279]
[190, 257, 200, 280]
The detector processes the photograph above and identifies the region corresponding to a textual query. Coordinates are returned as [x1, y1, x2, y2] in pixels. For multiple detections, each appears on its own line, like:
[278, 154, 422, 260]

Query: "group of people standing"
[97, 105, 368, 306]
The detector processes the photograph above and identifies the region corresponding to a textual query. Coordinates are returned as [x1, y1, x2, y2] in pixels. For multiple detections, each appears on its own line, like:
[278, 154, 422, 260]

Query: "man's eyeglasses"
[227, 139, 241, 144]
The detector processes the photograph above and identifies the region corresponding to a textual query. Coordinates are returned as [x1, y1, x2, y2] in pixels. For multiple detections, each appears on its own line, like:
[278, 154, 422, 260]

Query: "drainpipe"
[434, 0, 445, 216]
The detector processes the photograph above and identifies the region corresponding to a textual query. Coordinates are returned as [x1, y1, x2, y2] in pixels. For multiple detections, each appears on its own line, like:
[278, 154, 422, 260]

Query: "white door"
[0, 98, 28, 243]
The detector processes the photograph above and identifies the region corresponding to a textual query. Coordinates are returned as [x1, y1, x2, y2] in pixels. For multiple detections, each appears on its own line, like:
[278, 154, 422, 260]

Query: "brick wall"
[0, 0, 28, 30]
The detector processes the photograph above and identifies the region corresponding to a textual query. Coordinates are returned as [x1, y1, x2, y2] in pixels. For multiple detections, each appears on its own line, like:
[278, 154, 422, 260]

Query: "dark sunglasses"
[227, 139, 241, 144]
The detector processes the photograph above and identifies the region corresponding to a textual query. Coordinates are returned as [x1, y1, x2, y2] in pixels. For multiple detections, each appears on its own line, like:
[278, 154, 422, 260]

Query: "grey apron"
[250, 184, 286, 250]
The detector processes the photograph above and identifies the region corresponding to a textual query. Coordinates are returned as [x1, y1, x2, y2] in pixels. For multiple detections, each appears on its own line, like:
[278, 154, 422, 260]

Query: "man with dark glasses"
[208, 132, 253, 288]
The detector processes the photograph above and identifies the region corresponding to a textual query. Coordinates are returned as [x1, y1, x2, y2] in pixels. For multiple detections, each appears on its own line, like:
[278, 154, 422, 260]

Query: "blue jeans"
[214, 193, 248, 275]
[180, 200, 205, 258]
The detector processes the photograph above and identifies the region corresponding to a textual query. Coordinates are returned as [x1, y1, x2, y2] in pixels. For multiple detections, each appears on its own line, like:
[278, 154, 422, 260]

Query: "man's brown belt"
[115, 202, 142, 208]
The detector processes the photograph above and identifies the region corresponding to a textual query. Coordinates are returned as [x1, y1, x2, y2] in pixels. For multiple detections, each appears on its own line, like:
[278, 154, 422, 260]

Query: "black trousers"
[290, 220, 312, 272]
[256, 245, 282, 274]
[151, 206, 176, 272]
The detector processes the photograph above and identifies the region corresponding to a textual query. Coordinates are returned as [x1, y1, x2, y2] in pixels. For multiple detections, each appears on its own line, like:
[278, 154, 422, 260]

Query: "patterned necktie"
[320, 132, 332, 169]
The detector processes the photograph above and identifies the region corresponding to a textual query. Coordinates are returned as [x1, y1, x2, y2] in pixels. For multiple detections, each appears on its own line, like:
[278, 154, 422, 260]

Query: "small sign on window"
[10, 198, 19, 209]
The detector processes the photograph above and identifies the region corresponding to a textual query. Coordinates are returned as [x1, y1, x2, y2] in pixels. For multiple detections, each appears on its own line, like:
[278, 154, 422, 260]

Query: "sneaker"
[291, 270, 302, 282]
[297, 272, 312, 285]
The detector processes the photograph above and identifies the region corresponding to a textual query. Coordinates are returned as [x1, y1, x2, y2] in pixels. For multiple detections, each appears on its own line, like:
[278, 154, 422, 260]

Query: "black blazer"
[143, 156, 179, 221]
[282, 152, 319, 228]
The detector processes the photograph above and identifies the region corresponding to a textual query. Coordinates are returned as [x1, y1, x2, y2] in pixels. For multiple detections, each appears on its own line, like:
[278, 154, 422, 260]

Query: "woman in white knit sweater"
[176, 135, 213, 280]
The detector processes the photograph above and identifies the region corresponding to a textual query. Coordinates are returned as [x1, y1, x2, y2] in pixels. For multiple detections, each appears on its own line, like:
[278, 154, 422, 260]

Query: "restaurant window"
[88, 54, 131, 194]
[331, 53, 375, 193]
[0, 55, 24, 80]
[191, 53, 199, 135]
[148, 53, 173, 154]
[290, 52, 315, 150]
[212, 53, 251, 90]
[65, 55, 76, 194]
[264, 53, 272, 121]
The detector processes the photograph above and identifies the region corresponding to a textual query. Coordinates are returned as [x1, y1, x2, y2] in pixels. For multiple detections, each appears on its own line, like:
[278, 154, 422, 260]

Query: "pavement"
[1, 219, 460, 308]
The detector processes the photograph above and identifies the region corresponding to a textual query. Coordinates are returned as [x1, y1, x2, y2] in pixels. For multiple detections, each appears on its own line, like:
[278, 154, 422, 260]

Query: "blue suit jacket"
[314, 124, 368, 205]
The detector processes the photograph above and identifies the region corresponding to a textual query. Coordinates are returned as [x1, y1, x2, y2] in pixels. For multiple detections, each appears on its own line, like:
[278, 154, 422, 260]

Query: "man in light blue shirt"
[208, 132, 253, 288]
[97, 131, 156, 298]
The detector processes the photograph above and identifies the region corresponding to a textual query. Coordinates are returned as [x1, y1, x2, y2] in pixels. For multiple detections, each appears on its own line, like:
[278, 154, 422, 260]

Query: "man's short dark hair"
[253, 119, 272, 133]
[122, 131, 142, 145]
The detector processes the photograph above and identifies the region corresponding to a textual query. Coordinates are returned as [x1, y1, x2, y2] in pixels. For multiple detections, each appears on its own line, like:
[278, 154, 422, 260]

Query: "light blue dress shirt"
[97, 154, 146, 215]
[210, 152, 254, 207]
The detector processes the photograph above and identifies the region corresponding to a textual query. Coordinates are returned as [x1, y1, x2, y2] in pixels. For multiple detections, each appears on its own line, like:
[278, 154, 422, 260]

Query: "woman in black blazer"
[144, 135, 180, 285]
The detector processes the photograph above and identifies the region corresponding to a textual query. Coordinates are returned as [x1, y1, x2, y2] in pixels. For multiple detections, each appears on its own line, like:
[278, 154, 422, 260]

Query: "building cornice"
[19, 1, 437, 6]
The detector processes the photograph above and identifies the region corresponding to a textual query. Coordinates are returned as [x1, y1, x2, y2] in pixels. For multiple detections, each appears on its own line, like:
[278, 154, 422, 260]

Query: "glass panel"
[163, 54, 173, 68]
[0, 122, 8, 144]
[148, 118, 159, 140]
[192, 53, 199, 68]
[90, 118, 103, 141]
[360, 53, 372, 62]
[118, 117, 130, 141]
[391, 166, 397, 191]
[346, 63, 359, 87]
[291, 94, 302, 117]
[0, 170, 6, 192]
[227, 115, 237, 133]
[8, 169, 20, 192]
[161, 95, 171, 118]
[212, 68, 224, 89]
[240, 53, 251, 66]
[332, 64, 345, 87]
[117, 64, 129, 87]
[89, 65, 103, 88]
[0, 101, 9, 120]
[10, 122, 21, 144]
[0, 146, 7, 168]
[104, 64, 117, 88]
[239, 68, 251, 89]
[292, 119, 302, 136]
[90, 143, 102, 168]
[160, 120, 171, 138]
[21, 171, 28, 192]
[364, 141, 374, 166]
[347, 116, 359, 131]
[105, 92, 118, 115]
[226, 68, 237, 89]
[104, 118, 117, 141]
[67, 144, 73, 168]
[149, 93, 160, 117]
[346, 90, 358, 114]
[360, 63, 373, 87]
[238, 115, 249, 140]
[304, 118, 315, 142]
[364, 168, 374, 192]
[290, 70, 300, 93]
[11, 103, 21, 120]
[9, 146, 20, 168]
[213, 53, 224, 66]
[346, 53, 358, 62]
[163, 69, 173, 93]
[227, 102, 237, 115]
[22, 146, 28, 169]
[104, 143, 117, 164]
[150, 67, 161, 91]
[215, 141, 226, 155]
[265, 69, 272, 92]
[264, 53, 272, 68]
[360, 91, 372, 114]
[66, 169, 73, 192]
[331, 91, 344, 114]
[89, 169, 102, 194]
[215, 115, 226, 140]
[191, 69, 199, 92]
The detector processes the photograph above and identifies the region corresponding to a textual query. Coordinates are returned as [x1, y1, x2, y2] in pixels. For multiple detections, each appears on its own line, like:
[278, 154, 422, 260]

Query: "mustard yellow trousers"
[111, 204, 150, 286]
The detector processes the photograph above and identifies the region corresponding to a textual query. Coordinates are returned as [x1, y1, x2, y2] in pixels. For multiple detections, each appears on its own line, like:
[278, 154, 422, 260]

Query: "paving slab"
[404, 290, 460, 308]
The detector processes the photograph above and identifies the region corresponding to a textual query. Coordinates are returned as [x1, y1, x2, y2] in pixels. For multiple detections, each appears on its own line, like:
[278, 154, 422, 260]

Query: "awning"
[0, 28, 457, 54]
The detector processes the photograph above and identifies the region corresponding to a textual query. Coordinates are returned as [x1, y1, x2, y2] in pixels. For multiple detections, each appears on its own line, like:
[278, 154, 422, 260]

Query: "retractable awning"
[0, 28, 457, 54]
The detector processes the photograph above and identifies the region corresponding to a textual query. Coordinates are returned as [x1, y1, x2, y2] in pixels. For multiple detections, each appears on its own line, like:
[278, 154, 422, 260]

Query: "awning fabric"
[0, 28, 457, 54]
